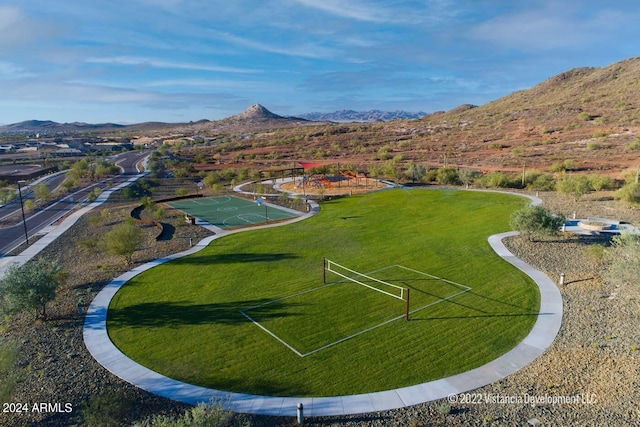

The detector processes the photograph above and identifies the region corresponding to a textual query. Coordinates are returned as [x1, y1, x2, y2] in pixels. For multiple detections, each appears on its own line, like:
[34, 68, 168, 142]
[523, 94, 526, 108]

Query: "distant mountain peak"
[234, 104, 282, 120]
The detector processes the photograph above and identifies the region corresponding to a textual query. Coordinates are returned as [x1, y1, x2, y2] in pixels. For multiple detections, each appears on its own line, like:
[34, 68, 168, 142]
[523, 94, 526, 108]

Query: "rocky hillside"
[297, 109, 427, 122]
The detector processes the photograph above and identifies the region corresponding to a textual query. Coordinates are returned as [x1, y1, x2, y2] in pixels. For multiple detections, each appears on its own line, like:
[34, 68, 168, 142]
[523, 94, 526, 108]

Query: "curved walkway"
[83, 190, 562, 417]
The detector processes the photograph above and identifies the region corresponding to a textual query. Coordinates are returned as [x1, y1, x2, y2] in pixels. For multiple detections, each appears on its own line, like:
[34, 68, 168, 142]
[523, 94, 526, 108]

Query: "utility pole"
[17, 180, 29, 245]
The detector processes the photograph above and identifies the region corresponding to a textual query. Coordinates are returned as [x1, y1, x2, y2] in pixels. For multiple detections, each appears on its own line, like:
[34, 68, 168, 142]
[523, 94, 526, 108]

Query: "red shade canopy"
[298, 161, 331, 170]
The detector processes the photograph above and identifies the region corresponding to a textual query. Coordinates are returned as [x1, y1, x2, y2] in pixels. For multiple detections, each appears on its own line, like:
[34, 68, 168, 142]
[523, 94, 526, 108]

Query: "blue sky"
[0, 1, 638, 124]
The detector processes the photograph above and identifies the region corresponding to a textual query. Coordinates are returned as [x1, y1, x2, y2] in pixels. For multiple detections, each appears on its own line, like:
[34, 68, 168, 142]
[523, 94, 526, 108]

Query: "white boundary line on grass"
[241, 264, 472, 357]
[239, 311, 305, 357]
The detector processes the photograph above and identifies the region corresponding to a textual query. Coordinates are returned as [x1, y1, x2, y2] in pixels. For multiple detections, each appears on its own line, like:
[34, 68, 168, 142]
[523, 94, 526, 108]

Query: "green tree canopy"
[436, 167, 459, 185]
[0, 258, 65, 319]
[405, 161, 427, 183]
[615, 182, 640, 205]
[556, 173, 591, 201]
[105, 220, 144, 265]
[510, 205, 565, 241]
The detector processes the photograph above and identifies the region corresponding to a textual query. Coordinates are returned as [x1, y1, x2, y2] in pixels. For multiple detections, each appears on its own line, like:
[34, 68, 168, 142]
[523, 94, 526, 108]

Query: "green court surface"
[167, 195, 300, 229]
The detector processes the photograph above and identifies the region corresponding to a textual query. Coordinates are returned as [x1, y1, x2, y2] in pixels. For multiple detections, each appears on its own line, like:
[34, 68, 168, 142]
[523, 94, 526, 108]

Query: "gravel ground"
[1, 189, 639, 426]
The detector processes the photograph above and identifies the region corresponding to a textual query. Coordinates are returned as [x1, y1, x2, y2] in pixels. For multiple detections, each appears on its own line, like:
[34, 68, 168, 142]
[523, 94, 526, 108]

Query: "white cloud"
[289, 0, 390, 22]
[85, 56, 261, 74]
[0, 61, 29, 78]
[470, 6, 632, 51]
[0, 5, 64, 52]
[210, 30, 339, 60]
[288, 0, 458, 24]
[0, 5, 22, 29]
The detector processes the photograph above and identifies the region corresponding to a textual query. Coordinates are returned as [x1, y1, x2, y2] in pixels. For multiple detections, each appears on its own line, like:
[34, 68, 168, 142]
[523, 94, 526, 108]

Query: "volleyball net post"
[405, 287, 410, 321]
[323, 257, 326, 284]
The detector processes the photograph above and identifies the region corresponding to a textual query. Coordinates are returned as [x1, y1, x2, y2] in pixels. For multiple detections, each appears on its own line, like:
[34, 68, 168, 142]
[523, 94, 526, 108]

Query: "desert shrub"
[435, 168, 459, 185]
[175, 188, 190, 197]
[512, 146, 526, 157]
[624, 139, 640, 152]
[0, 258, 65, 319]
[135, 401, 249, 427]
[615, 182, 640, 205]
[476, 171, 520, 189]
[405, 162, 427, 183]
[81, 391, 133, 427]
[152, 207, 166, 220]
[423, 169, 438, 183]
[0, 340, 21, 402]
[105, 220, 143, 265]
[586, 243, 606, 263]
[510, 205, 565, 241]
[437, 403, 452, 415]
[458, 169, 481, 188]
[603, 233, 640, 301]
[87, 187, 102, 202]
[587, 174, 615, 191]
[556, 174, 590, 201]
[525, 172, 556, 191]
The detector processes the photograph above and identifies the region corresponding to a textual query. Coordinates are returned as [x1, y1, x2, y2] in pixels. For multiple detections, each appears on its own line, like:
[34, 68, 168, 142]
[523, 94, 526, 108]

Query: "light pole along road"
[0, 150, 149, 256]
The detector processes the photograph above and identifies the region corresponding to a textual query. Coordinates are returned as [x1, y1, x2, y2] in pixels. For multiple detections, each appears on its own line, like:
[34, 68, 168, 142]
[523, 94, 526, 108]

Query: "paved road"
[0, 150, 149, 256]
[0, 173, 67, 222]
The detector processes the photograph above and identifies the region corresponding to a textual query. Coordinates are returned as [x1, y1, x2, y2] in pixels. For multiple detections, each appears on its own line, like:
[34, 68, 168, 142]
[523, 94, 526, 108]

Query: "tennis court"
[167, 195, 301, 229]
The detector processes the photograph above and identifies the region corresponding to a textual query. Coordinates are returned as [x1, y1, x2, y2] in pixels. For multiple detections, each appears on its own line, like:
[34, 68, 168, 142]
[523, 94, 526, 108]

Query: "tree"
[556, 173, 590, 201]
[458, 169, 480, 189]
[0, 180, 14, 205]
[435, 167, 459, 185]
[405, 161, 426, 183]
[383, 160, 401, 184]
[587, 173, 614, 192]
[615, 181, 640, 205]
[34, 182, 51, 202]
[526, 173, 556, 191]
[510, 205, 565, 241]
[105, 220, 144, 265]
[0, 258, 65, 319]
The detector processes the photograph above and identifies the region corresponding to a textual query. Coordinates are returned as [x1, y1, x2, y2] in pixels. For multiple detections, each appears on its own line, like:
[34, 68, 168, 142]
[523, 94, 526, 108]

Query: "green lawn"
[107, 189, 540, 397]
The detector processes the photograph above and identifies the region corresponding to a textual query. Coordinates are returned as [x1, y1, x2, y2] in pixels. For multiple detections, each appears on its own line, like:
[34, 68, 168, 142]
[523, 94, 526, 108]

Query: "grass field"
[107, 189, 540, 397]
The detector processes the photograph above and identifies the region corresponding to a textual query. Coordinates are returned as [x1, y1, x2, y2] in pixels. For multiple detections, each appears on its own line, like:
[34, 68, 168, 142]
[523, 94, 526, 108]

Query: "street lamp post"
[17, 180, 29, 245]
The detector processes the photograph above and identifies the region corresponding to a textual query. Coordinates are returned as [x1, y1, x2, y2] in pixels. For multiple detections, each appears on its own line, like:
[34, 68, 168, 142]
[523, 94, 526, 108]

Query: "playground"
[279, 171, 389, 195]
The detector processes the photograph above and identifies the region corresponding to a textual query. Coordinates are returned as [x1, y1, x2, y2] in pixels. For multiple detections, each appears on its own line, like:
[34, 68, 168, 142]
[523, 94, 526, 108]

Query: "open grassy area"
[107, 189, 539, 397]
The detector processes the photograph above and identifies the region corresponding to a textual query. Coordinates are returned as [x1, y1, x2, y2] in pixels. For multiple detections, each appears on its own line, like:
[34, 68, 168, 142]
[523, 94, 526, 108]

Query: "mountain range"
[0, 105, 425, 135]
